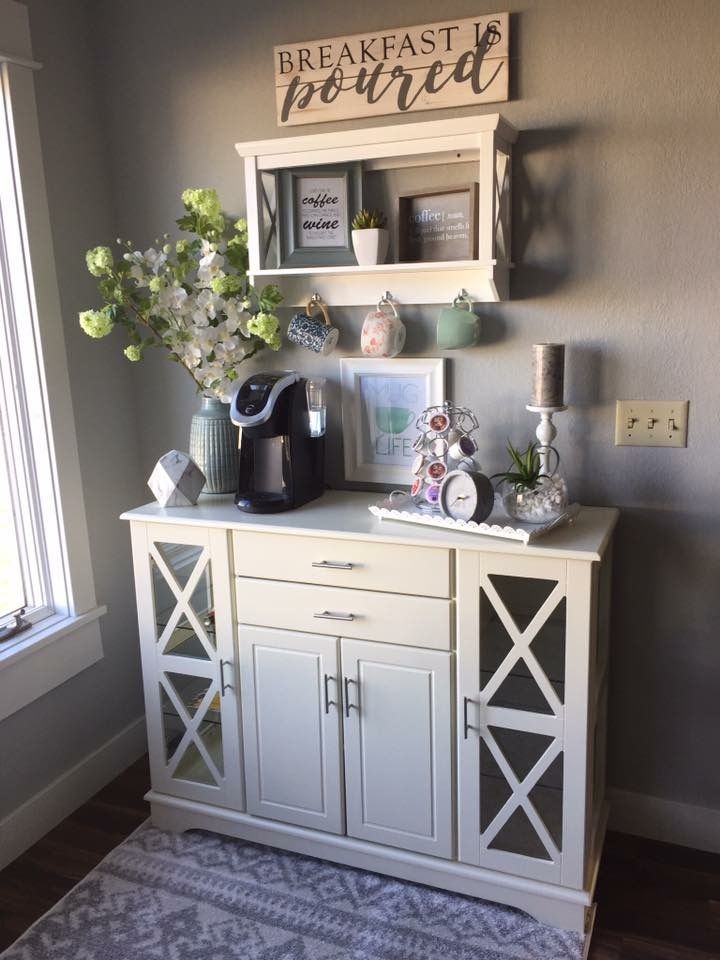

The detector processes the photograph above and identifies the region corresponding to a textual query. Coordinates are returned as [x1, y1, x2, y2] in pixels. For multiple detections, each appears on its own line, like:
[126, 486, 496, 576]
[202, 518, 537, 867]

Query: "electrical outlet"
[615, 400, 689, 447]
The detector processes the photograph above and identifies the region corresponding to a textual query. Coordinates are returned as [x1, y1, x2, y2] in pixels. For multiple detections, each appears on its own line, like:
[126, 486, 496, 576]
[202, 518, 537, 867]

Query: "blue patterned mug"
[287, 297, 339, 355]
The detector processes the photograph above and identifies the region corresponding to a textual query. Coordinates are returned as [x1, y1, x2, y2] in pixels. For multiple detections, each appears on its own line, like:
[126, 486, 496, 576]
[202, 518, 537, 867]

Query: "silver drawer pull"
[312, 560, 354, 570]
[314, 610, 355, 622]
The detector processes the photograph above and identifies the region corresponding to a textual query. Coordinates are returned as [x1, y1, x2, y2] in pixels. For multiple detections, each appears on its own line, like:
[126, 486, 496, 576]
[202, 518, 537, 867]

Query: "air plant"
[491, 440, 551, 492]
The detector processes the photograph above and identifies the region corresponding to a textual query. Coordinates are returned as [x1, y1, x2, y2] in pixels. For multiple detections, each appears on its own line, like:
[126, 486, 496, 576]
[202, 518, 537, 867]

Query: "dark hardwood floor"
[1, 757, 718, 958]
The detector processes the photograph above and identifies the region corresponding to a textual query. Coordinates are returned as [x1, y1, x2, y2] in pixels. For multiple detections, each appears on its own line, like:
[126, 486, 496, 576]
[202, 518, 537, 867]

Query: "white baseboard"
[0, 715, 147, 869]
[609, 787, 720, 854]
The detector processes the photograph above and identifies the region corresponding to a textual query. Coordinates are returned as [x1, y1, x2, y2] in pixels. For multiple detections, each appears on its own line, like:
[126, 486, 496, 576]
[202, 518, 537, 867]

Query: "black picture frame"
[277, 162, 362, 268]
[398, 184, 478, 263]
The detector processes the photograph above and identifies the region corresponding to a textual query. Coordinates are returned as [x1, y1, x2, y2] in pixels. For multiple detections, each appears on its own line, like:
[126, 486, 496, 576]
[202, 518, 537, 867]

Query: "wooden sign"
[274, 13, 509, 127]
[398, 185, 478, 263]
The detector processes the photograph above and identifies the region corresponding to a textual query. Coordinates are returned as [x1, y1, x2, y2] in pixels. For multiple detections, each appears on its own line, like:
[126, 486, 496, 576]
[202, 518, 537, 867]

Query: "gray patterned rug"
[2, 824, 584, 959]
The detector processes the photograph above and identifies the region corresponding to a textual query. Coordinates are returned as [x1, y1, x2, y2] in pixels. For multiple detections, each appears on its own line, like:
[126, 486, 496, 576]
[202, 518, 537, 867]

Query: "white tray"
[368, 494, 581, 545]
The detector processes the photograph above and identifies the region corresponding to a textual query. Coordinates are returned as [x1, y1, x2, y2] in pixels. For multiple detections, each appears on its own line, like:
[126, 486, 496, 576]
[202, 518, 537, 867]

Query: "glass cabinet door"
[130, 522, 243, 809]
[457, 551, 580, 886]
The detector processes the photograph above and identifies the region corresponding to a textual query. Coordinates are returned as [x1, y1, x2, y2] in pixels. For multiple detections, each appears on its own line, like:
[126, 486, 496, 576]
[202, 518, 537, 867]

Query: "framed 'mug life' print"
[340, 358, 445, 484]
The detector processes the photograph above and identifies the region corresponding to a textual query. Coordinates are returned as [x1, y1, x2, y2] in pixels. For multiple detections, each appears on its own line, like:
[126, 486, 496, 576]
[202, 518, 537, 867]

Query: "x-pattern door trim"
[160, 672, 222, 785]
[479, 727, 562, 863]
[150, 542, 215, 661]
[261, 176, 277, 263]
[494, 150, 510, 256]
[480, 574, 565, 718]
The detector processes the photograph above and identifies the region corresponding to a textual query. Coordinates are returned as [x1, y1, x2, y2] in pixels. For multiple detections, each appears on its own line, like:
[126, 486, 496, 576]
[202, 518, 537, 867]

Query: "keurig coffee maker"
[230, 371, 325, 513]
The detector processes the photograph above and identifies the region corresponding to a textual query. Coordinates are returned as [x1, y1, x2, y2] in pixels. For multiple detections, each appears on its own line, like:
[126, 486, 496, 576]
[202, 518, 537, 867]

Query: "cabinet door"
[457, 551, 587, 887]
[130, 522, 243, 810]
[341, 638, 453, 858]
[239, 625, 344, 834]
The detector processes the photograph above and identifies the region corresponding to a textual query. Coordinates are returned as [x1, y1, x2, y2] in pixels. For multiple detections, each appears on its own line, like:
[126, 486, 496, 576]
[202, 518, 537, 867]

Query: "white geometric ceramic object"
[148, 450, 206, 507]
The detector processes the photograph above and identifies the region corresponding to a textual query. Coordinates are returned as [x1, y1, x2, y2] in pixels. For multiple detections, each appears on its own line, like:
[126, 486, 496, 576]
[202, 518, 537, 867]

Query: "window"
[0, 2, 105, 719]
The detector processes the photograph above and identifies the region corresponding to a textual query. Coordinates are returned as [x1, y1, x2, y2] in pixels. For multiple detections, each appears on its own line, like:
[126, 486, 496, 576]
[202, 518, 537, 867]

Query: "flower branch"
[79, 188, 284, 402]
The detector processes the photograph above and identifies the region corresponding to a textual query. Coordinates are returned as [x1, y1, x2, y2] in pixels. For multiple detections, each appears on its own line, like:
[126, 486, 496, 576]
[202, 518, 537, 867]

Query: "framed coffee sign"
[277, 162, 362, 267]
[398, 184, 478, 263]
[274, 13, 509, 127]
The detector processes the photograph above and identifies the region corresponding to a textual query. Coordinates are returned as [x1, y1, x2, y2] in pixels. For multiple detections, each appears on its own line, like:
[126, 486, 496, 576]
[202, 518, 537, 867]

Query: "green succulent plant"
[491, 440, 551, 493]
[351, 208, 387, 230]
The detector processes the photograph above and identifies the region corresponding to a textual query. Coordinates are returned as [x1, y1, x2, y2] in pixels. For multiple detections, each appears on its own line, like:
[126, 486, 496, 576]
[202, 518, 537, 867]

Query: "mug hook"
[453, 290, 472, 310]
[377, 291, 398, 317]
[306, 293, 331, 327]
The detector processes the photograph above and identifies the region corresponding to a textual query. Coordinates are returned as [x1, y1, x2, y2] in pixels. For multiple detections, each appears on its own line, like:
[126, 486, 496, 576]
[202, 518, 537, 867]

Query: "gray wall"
[0, 0, 147, 817]
[90, 0, 720, 811]
[4, 0, 718, 819]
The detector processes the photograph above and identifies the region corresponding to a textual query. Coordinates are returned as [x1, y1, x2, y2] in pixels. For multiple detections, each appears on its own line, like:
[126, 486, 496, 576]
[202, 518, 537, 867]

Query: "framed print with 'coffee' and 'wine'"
[277, 163, 362, 267]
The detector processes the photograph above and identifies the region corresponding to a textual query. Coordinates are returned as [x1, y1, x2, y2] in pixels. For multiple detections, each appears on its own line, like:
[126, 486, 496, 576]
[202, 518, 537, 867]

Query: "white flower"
[157, 284, 189, 313]
[215, 336, 239, 357]
[197, 246, 225, 284]
[143, 247, 168, 275]
[222, 301, 241, 334]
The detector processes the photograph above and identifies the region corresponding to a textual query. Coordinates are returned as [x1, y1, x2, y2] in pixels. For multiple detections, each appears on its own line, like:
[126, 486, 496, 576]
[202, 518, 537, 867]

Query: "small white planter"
[352, 228, 389, 266]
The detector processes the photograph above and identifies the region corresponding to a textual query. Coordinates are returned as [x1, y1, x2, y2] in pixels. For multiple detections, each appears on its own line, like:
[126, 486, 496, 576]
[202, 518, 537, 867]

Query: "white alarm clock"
[438, 470, 495, 523]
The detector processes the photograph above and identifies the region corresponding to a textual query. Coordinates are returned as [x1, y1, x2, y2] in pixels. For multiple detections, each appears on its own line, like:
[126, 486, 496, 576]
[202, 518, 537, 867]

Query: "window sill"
[0, 606, 106, 721]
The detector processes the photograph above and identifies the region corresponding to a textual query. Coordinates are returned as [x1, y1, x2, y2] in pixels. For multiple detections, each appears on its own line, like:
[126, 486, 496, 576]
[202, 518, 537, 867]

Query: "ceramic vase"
[351, 228, 389, 266]
[189, 396, 239, 495]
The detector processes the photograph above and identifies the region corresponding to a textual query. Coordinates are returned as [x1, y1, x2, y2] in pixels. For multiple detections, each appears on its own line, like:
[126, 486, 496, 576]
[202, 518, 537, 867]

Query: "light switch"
[615, 400, 689, 447]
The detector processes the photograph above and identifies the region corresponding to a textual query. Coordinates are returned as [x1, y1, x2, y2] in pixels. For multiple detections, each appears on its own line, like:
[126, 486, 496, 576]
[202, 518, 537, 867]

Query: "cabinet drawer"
[232, 531, 450, 598]
[237, 578, 452, 650]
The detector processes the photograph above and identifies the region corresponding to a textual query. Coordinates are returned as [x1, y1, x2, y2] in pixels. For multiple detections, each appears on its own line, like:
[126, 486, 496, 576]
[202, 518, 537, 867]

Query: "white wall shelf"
[236, 114, 517, 307]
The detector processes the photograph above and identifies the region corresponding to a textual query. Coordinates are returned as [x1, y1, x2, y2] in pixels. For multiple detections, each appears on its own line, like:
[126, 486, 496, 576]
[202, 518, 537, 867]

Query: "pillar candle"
[530, 343, 565, 408]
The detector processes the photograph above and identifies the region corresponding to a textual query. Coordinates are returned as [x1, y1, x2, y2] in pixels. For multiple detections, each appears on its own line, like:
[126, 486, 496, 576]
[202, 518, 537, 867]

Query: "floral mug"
[361, 297, 406, 358]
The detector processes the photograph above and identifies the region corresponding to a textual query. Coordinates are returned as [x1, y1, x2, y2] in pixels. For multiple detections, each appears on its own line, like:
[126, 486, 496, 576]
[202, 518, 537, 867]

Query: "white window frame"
[0, 0, 105, 721]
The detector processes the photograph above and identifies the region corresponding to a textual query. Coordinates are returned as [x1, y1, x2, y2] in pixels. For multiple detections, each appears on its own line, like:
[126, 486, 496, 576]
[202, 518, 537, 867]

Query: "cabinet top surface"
[122, 491, 618, 562]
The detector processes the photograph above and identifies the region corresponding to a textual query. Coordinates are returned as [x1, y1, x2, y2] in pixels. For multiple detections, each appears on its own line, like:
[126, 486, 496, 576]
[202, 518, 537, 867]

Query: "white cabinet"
[457, 550, 608, 892]
[239, 628, 452, 856]
[129, 521, 243, 809]
[123, 492, 617, 932]
[342, 638, 453, 858]
[239, 626, 344, 834]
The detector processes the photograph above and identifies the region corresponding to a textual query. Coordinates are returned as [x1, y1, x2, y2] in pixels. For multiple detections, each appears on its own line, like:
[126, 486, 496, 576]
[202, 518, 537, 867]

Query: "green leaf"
[259, 284, 283, 309]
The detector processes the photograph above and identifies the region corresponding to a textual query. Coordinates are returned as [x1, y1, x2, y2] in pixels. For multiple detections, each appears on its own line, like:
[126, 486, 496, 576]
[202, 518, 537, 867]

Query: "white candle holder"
[526, 404, 567, 476]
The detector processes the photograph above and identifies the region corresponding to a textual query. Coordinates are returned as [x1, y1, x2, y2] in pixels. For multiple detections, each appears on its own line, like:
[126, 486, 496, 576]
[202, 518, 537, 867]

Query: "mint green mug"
[437, 294, 479, 350]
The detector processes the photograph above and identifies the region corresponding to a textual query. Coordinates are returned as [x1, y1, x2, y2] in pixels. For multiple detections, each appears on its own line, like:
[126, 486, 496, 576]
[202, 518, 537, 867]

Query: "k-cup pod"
[426, 460, 447, 481]
[411, 453, 426, 476]
[425, 483, 441, 505]
[428, 412, 451, 435]
[360, 298, 406, 358]
[412, 434, 426, 452]
[411, 477, 424, 498]
[437, 294, 479, 350]
[287, 297, 339, 355]
[449, 434, 477, 460]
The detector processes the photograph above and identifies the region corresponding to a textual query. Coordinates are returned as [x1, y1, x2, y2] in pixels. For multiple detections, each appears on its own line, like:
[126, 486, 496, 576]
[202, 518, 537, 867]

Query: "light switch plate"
[615, 400, 689, 447]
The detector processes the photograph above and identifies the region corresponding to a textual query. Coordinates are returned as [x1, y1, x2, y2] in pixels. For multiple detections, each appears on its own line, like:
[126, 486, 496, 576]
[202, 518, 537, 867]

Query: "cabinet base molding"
[147, 790, 593, 933]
